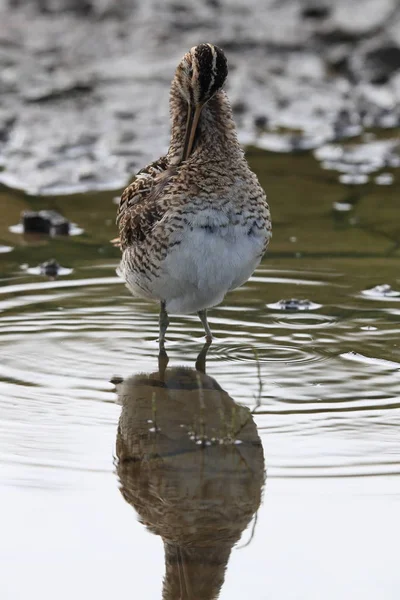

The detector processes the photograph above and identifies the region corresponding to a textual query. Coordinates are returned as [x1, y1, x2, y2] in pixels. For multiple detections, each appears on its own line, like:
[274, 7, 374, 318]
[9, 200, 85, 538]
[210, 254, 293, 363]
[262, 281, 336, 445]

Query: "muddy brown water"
[1, 145, 399, 599]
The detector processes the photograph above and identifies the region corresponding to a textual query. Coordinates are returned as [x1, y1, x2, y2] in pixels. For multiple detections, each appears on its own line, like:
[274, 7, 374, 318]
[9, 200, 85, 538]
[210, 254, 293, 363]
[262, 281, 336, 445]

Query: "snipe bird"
[117, 43, 271, 350]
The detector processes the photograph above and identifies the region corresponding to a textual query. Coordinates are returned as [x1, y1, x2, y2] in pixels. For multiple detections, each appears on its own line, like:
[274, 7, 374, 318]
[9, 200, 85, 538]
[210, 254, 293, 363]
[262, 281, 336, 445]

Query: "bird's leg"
[158, 348, 169, 382]
[159, 301, 170, 352]
[195, 340, 211, 374]
[198, 310, 213, 344]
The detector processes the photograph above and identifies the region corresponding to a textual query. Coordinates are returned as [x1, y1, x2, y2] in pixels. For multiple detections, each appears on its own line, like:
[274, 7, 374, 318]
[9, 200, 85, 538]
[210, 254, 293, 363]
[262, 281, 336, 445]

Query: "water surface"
[1, 145, 399, 599]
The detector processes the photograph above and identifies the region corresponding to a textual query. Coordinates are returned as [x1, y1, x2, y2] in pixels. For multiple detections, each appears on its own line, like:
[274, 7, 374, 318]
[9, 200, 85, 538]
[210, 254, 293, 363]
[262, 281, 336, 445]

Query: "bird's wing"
[116, 156, 171, 250]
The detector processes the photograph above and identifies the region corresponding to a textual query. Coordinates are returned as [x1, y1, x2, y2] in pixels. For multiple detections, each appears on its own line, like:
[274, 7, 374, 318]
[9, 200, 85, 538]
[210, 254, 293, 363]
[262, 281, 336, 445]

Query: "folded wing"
[117, 156, 173, 250]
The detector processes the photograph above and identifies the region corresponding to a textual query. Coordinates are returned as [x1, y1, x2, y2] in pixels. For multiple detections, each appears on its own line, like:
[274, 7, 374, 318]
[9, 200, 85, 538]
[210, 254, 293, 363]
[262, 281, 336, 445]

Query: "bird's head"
[174, 43, 228, 160]
[176, 43, 228, 106]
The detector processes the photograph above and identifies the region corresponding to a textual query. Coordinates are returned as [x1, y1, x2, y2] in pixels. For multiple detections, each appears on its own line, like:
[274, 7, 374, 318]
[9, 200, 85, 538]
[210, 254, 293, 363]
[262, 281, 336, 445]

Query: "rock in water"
[22, 210, 70, 235]
[40, 259, 61, 278]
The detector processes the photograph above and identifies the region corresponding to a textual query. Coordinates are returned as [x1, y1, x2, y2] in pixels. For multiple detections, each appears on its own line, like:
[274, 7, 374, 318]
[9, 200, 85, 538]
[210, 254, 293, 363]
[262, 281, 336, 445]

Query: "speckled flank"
[116, 44, 271, 315]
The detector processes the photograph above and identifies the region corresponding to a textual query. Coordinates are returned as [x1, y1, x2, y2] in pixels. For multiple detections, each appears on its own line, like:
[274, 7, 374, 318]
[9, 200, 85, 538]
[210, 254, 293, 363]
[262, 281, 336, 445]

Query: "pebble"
[362, 284, 400, 298]
[22, 210, 70, 235]
[339, 174, 369, 185]
[333, 201, 353, 211]
[268, 299, 321, 311]
[24, 260, 73, 278]
[40, 259, 61, 278]
[374, 173, 394, 185]
[0, 245, 13, 253]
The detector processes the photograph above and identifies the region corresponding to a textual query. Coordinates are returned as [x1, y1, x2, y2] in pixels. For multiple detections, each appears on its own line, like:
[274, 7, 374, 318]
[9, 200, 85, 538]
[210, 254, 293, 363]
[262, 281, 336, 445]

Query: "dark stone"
[36, 0, 94, 16]
[22, 211, 51, 234]
[114, 109, 136, 120]
[254, 115, 268, 128]
[232, 100, 247, 115]
[51, 218, 70, 236]
[277, 299, 312, 311]
[315, 28, 361, 44]
[40, 259, 60, 278]
[277, 97, 290, 109]
[301, 5, 330, 20]
[76, 133, 98, 146]
[119, 131, 136, 143]
[37, 159, 56, 169]
[371, 72, 390, 85]
[333, 108, 358, 136]
[170, 3, 190, 13]
[24, 81, 94, 103]
[0, 115, 17, 143]
[325, 46, 351, 77]
[22, 210, 70, 235]
[364, 45, 400, 84]
[40, 210, 70, 235]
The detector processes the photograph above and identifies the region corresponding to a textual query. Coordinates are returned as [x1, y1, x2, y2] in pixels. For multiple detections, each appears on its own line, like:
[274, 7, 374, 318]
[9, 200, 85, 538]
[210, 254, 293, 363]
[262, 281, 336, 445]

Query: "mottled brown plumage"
[118, 156, 170, 246]
[115, 365, 265, 600]
[116, 44, 271, 348]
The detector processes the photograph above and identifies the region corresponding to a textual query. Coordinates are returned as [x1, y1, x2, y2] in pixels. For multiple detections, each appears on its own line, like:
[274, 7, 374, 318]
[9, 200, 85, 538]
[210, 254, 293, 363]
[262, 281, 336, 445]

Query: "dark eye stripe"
[193, 44, 228, 101]
[208, 48, 227, 97]
[195, 44, 213, 99]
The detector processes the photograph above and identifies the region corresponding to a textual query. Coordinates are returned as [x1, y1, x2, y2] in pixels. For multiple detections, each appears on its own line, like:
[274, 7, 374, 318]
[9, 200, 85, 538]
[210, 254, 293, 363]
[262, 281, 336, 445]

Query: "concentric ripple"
[0, 261, 399, 486]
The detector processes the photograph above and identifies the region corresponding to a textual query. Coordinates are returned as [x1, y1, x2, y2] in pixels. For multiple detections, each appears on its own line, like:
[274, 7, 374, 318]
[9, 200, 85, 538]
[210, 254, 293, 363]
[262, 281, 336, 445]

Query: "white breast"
[152, 209, 268, 314]
[119, 206, 270, 315]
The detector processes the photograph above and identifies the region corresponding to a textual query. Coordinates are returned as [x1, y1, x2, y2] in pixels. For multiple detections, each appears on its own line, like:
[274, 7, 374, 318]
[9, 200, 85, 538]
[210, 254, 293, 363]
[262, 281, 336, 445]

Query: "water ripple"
[0, 264, 399, 485]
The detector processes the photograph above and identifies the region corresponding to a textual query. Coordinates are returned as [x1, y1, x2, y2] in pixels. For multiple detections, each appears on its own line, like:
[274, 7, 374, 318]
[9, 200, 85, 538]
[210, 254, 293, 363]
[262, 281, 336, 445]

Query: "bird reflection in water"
[114, 346, 265, 599]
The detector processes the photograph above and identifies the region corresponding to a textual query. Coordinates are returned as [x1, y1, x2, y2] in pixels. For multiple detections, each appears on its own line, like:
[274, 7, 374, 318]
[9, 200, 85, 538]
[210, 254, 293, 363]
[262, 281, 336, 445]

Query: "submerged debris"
[361, 284, 400, 299]
[23, 259, 73, 279]
[268, 299, 321, 311]
[40, 259, 61, 278]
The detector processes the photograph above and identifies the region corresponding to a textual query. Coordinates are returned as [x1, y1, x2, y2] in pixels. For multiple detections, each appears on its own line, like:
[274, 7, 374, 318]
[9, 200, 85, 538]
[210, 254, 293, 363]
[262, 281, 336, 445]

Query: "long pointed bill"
[182, 103, 203, 162]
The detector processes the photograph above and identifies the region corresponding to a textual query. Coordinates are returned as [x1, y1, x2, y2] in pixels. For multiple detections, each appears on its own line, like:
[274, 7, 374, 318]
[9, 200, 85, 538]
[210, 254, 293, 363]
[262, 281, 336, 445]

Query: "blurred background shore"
[1, 0, 400, 195]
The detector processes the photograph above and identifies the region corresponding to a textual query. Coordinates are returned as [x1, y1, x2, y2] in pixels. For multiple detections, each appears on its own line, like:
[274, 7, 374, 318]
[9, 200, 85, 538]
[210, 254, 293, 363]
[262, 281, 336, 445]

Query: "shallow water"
[1, 144, 400, 599]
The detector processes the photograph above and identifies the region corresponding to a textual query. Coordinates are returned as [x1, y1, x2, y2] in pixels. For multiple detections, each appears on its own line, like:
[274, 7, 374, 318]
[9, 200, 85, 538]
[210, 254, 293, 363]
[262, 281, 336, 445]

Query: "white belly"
[147, 223, 266, 314]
